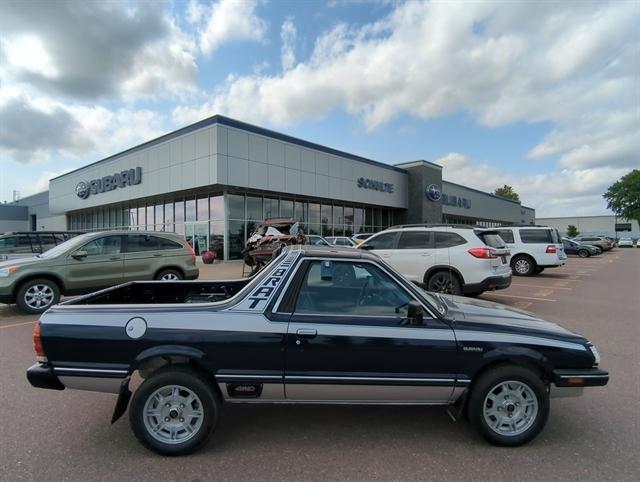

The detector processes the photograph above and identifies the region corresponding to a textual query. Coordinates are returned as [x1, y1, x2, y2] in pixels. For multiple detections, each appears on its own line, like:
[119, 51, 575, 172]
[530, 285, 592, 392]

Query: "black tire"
[511, 255, 535, 276]
[426, 271, 462, 295]
[534, 267, 545, 274]
[155, 269, 183, 281]
[129, 366, 220, 455]
[578, 249, 589, 258]
[467, 365, 549, 447]
[16, 278, 61, 314]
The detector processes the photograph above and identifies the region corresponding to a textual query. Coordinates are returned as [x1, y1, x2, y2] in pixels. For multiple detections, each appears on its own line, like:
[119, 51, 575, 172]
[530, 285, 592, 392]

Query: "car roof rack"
[388, 223, 477, 230]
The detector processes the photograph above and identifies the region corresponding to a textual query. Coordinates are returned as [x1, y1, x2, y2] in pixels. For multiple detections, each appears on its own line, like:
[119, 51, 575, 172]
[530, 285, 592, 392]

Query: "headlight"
[589, 344, 601, 366]
[0, 266, 18, 277]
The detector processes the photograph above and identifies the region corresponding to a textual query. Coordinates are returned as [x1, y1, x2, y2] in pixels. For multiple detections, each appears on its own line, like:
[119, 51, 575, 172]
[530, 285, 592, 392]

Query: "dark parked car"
[27, 246, 607, 455]
[561, 238, 600, 258]
[0, 231, 84, 261]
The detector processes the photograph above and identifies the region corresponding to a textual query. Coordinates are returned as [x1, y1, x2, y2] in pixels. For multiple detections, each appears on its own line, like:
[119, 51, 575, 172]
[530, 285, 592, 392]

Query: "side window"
[127, 234, 160, 252]
[496, 229, 515, 243]
[13, 236, 34, 254]
[361, 232, 397, 250]
[39, 234, 57, 251]
[520, 229, 553, 244]
[81, 236, 122, 256]
[397, 231, 433, 249]
[294, 261, 412, 320]
[0, 236, 17, 251]
[157, 237, 183, 250]
[434, 232, 466, 248]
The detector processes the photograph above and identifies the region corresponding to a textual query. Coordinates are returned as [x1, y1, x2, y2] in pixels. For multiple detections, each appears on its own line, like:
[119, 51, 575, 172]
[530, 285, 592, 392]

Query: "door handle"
[153, 253, 163, 257]
[381, 253, 391, 258]
[296, 328, 317, 339]
[110, 256, 121, 261]
[420, 253, 432, 256]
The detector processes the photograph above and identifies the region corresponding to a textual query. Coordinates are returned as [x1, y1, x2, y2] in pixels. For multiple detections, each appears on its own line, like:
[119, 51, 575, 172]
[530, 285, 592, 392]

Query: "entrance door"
[186, 222, 209, 256]
[282, 259, 458, 403]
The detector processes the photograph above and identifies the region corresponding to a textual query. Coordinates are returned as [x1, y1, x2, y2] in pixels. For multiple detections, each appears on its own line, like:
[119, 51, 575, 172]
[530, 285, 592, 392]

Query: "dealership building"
[2, 115, 535, 260]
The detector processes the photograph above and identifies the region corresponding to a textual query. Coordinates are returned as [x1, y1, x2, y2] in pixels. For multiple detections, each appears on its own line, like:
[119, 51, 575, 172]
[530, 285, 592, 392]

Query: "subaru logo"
[75, 181, 89, 199]
[425, 184, 442, 201]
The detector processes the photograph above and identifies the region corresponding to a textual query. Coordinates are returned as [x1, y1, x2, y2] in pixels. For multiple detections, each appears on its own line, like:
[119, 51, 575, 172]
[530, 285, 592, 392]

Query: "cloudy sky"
[0, 0, 638, 216]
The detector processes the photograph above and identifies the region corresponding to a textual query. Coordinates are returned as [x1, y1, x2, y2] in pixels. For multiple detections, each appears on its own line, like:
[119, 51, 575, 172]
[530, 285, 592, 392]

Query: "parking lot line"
[0, 320, 36, 329]
[484, 293, 556, 302]
[510, 283, 572, 290]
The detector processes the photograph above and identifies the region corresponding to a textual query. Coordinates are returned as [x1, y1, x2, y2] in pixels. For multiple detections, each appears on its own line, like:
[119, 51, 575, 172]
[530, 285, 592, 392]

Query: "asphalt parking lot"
[1, 249, 638, 481]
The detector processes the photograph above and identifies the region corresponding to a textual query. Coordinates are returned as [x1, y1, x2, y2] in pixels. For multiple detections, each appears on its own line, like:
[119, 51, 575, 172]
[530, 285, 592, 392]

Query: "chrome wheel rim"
[24, 284, 54, 310]
[161, 272, 179, 281]
[429, 275, 454, 294]
[514, 259, 530, 274]
[483, 380, 538, 436]
[143, 385, 204, 444]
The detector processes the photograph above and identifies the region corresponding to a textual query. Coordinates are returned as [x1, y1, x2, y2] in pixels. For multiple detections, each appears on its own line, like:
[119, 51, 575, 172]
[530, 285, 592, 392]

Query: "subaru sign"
[425, 184, 442, 201]
[75, 167, 142, 199]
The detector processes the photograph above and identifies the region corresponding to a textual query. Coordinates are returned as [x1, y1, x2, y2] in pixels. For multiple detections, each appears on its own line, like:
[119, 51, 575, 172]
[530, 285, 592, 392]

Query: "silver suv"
[494, 226, 566, 276]
[358, 225, 512, 296]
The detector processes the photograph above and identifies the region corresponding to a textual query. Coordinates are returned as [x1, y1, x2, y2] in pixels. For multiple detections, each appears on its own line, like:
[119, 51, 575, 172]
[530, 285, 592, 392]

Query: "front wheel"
[129, 366, 220, 455]
[578, 249, 589, 258]
[467, 365, 549, 446]
[16, 278, 60, 314]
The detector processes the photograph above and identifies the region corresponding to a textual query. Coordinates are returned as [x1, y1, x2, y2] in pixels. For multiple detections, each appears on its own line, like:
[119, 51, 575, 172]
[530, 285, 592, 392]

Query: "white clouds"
[3, 35, 59, 79]
[189, 0, 267, 55]
[280, 17, 297, 71]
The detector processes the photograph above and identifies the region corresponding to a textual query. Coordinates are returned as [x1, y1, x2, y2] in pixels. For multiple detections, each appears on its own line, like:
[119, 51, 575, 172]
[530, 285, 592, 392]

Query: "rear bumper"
[26, 363, 65, 391]
[463, 274, 512, 294]
[553, 368, 609, 387]
[185, 270, 199, 280]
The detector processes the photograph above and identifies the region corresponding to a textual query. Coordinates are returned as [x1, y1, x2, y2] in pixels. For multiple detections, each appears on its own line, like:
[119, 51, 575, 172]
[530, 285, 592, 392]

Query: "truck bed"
[64, 279, 252, 305]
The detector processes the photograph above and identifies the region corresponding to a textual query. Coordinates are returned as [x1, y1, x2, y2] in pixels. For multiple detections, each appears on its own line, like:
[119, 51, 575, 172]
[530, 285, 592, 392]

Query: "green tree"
[493, 185, 520, 202]
[603, 170, 640, 225]
[566, 225, 579, 237]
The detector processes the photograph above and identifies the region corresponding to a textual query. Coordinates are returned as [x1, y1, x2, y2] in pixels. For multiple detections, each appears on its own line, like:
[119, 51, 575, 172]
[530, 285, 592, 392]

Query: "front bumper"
[0, 293, 13, 304]
[26, 362, 65, 391]
[553, 368, 609, 387]
[463, 274, 512, 294]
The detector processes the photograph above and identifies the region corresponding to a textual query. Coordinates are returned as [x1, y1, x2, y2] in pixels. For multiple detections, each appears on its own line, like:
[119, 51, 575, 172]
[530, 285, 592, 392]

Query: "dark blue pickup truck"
[27, 246, 608, 455]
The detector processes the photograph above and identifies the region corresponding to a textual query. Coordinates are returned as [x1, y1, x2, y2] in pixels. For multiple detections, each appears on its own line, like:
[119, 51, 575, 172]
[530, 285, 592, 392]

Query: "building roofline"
[52, 115, 407, 182]
[442, 180, 532, 208]
[394, 159, 442, 170]
[536, 214, 617, 219]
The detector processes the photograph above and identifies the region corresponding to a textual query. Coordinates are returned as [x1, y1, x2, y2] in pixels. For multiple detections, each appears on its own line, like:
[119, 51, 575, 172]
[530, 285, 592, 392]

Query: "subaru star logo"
[425, 183, 442, 202]
[75, 181, 89, 199]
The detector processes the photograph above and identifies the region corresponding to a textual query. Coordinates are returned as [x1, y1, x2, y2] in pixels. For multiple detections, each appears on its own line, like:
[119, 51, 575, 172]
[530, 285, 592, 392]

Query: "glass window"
[332, 205, 343, 236]
[308, 203, 320, 224]
[227, 220, 245, 260]
[321, 204, 332, 236]
[146, 205, 154, 229]
[39, 234, 57, 251]
[434, 232, 466, 248]
[398, 231, 433, 249]
[365, 208, 373, 228]
[158, 237, 183, 250]
[280, 199, 294, 218]
[227, 194, 245, 220]
[197, 196, 208, 221]
[138, 206, 146, 228]
[210, 221, 224, 260]
[496, 229, 515, 244]
[294, 261, 412, 318]
[381, 209, 389, 227]
[0, 236, 17, 250]
[174, 200, 185, 223]
[361, 232, 397, 250]
[164, 201, 174, 224]
[126, 234, 158, 252]
[476, 232, 506, 248]
[81, 236, 122, 256]
[520, 229, 553, 244]
[264, 198, 279, 219]
[353, 207, 364, 233]
[344, 206, 354, 236]
[185, 198, 196, 222]
[97, 209, 103, 229]
[246, 196, 263, 221]
[294, 201, 306, 222]
[210, 195, 223, 220]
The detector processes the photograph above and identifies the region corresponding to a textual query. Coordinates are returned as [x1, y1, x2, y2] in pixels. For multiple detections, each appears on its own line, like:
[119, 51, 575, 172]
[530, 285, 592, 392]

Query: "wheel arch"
[131, 345, 210, 378]
[470, 347, 554, 390]
[423, 265, 466, 286]
[13, 273, 66, 299]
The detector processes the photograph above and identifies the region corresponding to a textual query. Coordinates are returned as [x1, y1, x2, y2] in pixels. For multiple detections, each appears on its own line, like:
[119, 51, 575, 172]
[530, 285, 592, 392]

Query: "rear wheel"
[578, 249, 589, 258]
[155, 269, 183, 281]
[426, 271, 462, 295]
[511, 255, 535, 276]
[129, 366, 220, 455]
[468, 365, 549, 446]
[16, 278, 60, 314]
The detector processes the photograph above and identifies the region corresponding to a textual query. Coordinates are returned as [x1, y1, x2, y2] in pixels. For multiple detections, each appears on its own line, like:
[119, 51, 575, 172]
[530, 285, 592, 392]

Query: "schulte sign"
[76, 167, 142, 199]
[357, 177, 394, 193]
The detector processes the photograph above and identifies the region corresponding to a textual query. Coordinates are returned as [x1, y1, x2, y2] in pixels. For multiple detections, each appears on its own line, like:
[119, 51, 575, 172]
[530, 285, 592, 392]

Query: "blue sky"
[1, 0, 638, 216]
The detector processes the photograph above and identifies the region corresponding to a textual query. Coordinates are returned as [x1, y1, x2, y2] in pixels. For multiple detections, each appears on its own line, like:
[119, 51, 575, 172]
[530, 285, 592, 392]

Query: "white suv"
[494, 226, 566, 276]
[358, 225, 512, 296]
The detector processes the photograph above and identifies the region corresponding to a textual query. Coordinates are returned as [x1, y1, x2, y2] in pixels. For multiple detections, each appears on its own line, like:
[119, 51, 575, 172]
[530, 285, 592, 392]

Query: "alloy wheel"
[483, 380, 539, 436]
[24, 284, 55, 310]
[142, 385, 204, 444]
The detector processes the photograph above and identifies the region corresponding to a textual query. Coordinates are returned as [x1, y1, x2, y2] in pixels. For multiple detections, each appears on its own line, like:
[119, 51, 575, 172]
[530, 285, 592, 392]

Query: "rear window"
[127, 235, 159, 252]
[496, 229, 515, 243]
[158, 237, 184, 250]
[434, 232, 466, 248]
[476, 232, 506, 248]
[397, 231, 433, 249]
[520, 229, 553, 244]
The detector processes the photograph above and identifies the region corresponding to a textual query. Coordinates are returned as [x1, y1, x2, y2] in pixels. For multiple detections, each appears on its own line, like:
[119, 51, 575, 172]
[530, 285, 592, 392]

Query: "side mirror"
[407, 300, 424, 325]
[72, 250, 88, 260]
[359, 244, 373, 250]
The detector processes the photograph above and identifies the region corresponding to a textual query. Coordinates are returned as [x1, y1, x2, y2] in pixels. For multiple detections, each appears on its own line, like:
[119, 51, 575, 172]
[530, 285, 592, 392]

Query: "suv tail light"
[546, 245, 557, 253]
[33, 323, 47, 361]
[468, 247, 498, 259]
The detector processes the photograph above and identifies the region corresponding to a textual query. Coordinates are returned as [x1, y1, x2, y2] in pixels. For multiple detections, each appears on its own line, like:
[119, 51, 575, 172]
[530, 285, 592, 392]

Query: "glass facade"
[67, 191, 398, 260]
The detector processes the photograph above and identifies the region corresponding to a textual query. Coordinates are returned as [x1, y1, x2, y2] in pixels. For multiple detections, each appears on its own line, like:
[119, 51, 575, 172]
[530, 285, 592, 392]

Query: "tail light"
[546, 245, 557, 253]
[33, 323, 47, 361]
[186, 242, 196, 263]
[468, 247, 498, 259]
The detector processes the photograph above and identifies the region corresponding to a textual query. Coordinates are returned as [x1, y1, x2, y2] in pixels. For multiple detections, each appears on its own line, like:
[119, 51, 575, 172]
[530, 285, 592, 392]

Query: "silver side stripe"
[53, 367, 128, 376]
[455, 330, 587, 351]
[216, 374, 283, 381]
[289, 323, 455, 342]
[286, 376, 456, 384]
[557, 374, 606, 379]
